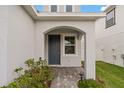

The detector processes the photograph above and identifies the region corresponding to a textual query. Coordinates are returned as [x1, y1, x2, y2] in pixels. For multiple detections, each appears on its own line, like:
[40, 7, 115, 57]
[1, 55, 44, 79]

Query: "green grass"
[96, 61, 124, 88]
[78, 79, 103, 88]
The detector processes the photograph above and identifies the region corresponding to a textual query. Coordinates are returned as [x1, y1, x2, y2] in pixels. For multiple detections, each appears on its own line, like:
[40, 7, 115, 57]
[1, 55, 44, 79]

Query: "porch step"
[50, 67, 83, 88]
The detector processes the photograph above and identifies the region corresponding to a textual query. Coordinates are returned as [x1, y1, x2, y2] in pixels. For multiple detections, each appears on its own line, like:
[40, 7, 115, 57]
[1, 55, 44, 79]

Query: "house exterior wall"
[95, 5, 124, 67]
[35, 20, 96, 79]
[43, 5, 80, 12]
[0, 6, 8, 86]
[74, 5, 80, 12]
[59, 5, 64, 12]
[0, 6, 35, 86]
[43, 5, 49, 12]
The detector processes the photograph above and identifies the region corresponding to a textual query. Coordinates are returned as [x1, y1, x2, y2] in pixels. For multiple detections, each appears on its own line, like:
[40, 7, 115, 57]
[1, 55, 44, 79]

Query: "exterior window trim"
[63, 34, 78, 56]
[106, 8, 116, 28]
[64, 5, 75, 12]
[49, 5, 59, 12]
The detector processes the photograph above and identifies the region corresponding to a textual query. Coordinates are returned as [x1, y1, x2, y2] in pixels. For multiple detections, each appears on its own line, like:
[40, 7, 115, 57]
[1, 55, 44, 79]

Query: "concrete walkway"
[50, 67, 83, 88]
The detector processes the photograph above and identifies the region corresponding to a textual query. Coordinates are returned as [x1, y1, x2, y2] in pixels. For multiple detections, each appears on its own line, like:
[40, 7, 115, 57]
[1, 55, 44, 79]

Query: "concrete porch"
[50, 67, 84, 88]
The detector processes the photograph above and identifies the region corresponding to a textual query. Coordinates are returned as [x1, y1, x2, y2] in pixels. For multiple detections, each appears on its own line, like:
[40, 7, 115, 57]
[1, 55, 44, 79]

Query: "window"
[51, 5, 57, 12]
[106, 8, 115, 28]
[64, 36, 76, 54]
[66, 5, 72, 12]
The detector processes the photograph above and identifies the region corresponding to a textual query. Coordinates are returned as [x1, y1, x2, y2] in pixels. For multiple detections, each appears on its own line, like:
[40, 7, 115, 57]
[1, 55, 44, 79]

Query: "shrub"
[2, 58, 54, 88]
[81, 61, 84, 68]
[78, 79, 104, 88]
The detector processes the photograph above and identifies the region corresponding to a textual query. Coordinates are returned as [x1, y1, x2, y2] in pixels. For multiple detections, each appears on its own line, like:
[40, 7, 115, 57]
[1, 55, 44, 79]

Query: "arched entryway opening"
[44, 26, 86, 79]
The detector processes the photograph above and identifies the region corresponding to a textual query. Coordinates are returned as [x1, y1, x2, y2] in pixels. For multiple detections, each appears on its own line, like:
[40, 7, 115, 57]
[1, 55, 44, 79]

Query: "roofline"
[104, 5, 116, 12]
[22, 5, 106, 21]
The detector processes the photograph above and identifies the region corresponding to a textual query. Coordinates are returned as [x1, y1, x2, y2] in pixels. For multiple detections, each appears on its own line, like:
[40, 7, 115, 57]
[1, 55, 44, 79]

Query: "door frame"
[48, 34, 61, 65]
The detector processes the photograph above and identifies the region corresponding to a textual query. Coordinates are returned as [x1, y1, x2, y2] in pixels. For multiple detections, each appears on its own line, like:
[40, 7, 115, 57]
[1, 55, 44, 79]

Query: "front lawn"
[78, 61, 124, 88]
[96, 61, 124, 88]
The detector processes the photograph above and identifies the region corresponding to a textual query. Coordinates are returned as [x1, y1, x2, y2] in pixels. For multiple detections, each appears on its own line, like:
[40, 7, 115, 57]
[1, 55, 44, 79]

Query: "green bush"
[2, 58, 54, 88]
[81, 61, 84, 68]
[78, 79, 103, 88]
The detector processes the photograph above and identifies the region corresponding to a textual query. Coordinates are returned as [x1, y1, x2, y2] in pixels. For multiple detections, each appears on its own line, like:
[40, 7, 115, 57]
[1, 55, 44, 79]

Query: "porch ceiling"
[22, 5, 106, 21]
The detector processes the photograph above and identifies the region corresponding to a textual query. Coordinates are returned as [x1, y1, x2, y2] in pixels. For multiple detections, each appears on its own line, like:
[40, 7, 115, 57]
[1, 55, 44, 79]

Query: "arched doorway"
[44, 26, 86, 72]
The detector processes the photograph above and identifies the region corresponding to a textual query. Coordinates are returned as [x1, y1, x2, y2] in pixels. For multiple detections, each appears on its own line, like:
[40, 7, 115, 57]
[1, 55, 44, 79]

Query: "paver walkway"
[50, 67, 83, 88]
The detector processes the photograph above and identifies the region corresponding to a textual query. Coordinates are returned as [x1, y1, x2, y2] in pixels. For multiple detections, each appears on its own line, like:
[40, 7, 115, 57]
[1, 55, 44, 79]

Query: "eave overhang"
[22, 5, 106, 21]
[104, 5, 116, 12]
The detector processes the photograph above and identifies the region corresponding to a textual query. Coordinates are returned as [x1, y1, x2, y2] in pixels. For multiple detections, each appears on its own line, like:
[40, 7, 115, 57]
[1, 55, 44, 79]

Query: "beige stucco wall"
[95, 5, 124, 67]
[0, 6, 35, 86]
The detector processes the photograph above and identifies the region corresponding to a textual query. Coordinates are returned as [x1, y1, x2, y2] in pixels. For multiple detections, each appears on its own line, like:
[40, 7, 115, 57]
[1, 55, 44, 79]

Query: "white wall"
[0, 6, 8, 86]
[95, 5, 124, 67]
[0, 6, 35, 86]
[7, 6, 35, 82]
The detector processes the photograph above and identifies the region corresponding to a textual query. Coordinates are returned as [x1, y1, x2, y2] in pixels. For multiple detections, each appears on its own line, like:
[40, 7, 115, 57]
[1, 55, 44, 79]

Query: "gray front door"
[48, 35, 60, 65]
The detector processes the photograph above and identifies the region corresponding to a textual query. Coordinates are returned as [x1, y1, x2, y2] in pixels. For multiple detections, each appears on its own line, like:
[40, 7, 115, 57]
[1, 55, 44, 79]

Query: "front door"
[48, 35, 60, 65]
